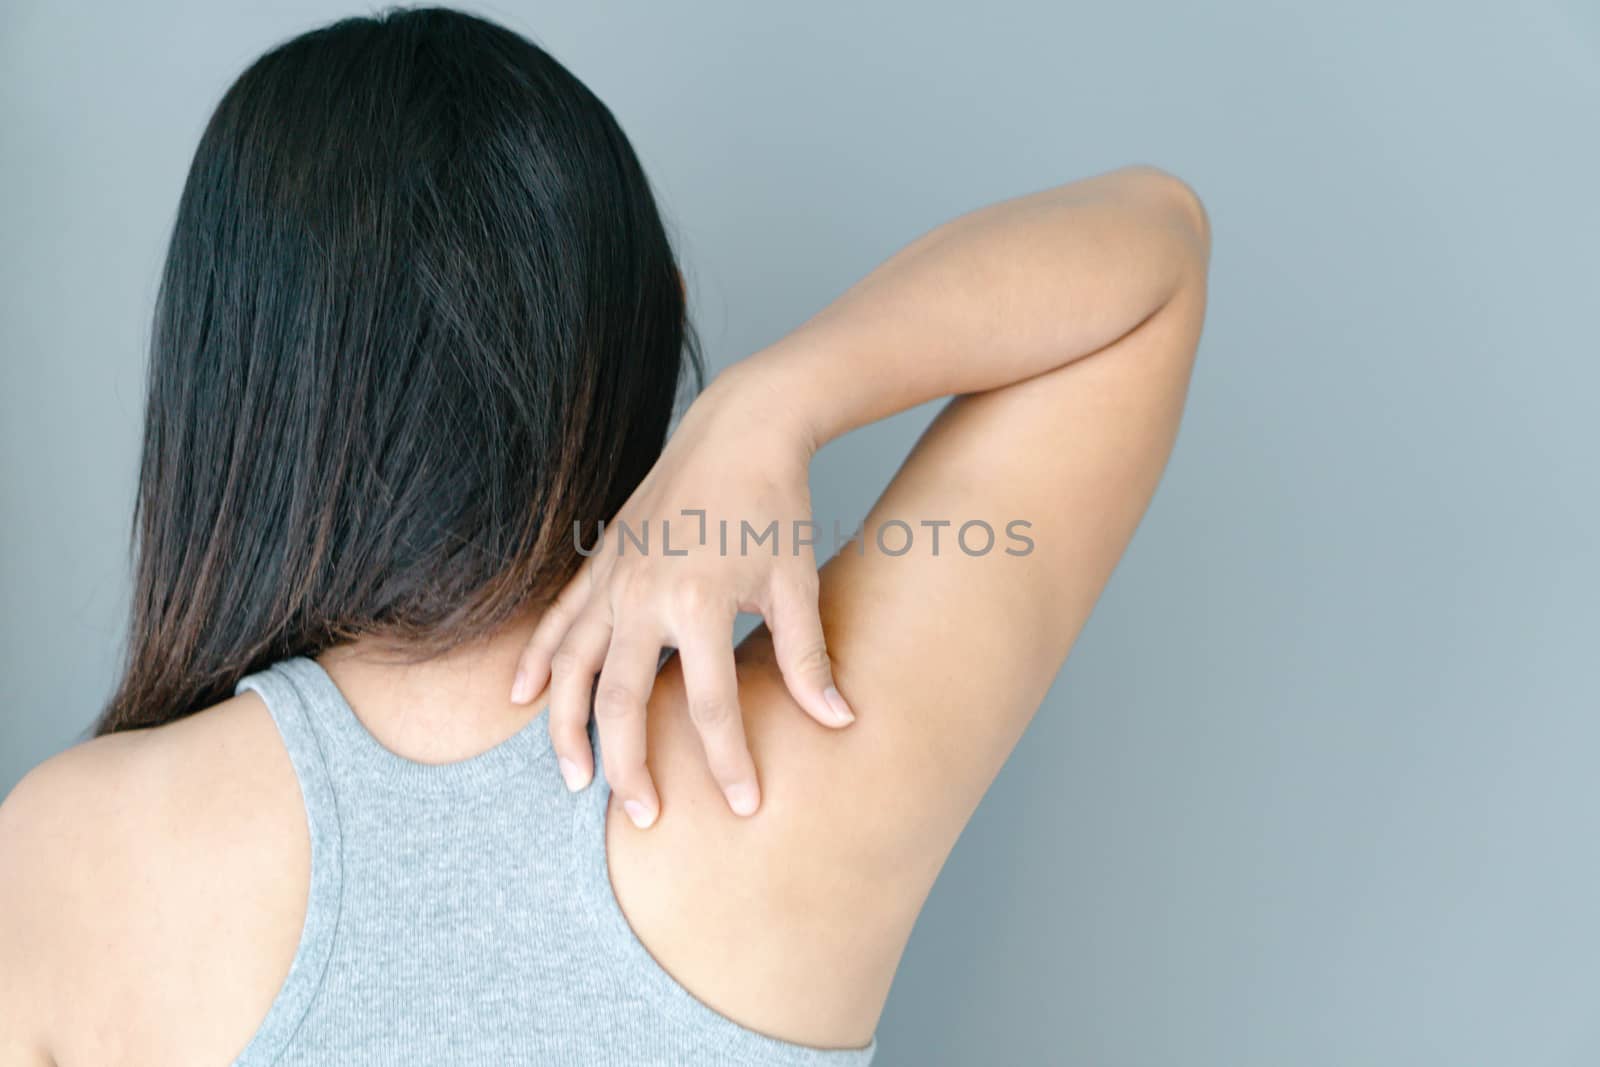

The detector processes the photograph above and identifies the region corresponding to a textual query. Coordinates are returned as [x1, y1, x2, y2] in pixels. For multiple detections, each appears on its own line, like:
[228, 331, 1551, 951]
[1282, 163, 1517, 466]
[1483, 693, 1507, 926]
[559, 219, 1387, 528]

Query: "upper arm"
[806, 173, 1210, 885]
[0, 697, 308, 1066]
[815, 261, 1208, 870]
[0, 741, 128, 1067]
[0, 771, 52, 1067]
[612, 190, 1208, 1047]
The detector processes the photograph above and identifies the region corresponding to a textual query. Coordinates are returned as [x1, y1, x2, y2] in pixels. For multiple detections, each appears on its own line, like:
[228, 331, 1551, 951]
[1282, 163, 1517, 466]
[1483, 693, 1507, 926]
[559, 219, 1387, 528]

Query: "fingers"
[511, 559, 594, 705]
[766, 569, 855, 729]
[518, 555, 831, 824]
[546, 609, 611, 793]
[675, 607, 760, 816]
[593, 622, 664, 829]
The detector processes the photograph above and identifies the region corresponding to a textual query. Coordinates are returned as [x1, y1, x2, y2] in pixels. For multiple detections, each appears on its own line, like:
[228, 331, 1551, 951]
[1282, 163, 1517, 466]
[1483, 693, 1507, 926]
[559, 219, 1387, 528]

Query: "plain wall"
[3, 1, 1597, 1063]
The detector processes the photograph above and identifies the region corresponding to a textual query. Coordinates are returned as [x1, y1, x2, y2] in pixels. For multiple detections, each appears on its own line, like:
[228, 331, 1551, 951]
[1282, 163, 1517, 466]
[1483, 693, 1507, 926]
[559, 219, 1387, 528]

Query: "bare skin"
[0, 166, 1209, 1064]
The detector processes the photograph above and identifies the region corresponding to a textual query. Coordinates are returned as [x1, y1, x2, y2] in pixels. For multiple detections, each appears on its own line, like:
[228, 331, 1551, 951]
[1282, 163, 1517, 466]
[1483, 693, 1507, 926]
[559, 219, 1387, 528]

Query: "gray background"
[3, 1, 1597, 1063]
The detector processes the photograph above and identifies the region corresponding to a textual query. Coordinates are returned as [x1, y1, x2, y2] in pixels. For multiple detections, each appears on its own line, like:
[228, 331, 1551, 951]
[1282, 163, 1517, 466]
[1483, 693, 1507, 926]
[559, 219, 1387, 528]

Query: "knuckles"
[687, 696, 737, 729]
[673, 574, 724, 617]
[775, 564, 821, 602]
[593, 683, 641, 719]
[549, 647, 586, 678]
[787, 642, 832, 679]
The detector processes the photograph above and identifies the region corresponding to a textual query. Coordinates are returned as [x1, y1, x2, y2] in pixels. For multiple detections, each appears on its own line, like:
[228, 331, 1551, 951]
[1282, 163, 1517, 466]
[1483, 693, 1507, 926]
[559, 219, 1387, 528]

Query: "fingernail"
[510, 668, 534, 704]
[724, 781, 759, 816]
[558, 757, 589, 792]
[623, 799, 657, 829]
[823, 685, 855, 726]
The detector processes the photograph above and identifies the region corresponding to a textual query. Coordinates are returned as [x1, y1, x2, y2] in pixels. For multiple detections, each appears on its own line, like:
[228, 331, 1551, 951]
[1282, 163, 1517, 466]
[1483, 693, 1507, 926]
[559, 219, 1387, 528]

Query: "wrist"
[700, 344, 829, 458]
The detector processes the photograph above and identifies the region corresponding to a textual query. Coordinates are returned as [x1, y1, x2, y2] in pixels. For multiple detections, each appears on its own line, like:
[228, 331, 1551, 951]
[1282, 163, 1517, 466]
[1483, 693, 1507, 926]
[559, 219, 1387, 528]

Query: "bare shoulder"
[0, 692, 296, 908]
[608, 629, 920, 1052]
[0, 692, 306, 1065]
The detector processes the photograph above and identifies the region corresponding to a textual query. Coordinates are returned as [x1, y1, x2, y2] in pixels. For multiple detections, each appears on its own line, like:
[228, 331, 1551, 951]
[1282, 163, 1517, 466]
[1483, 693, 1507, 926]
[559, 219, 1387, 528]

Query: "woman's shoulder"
[605, 628, 917, 1051]
[0, 691, 306, 1064]
[0, 691, 291, 875]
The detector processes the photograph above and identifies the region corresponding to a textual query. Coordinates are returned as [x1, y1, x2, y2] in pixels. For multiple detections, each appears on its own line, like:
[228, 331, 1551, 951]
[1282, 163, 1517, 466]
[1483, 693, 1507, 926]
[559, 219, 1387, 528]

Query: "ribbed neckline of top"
[272, 655, 554, 798]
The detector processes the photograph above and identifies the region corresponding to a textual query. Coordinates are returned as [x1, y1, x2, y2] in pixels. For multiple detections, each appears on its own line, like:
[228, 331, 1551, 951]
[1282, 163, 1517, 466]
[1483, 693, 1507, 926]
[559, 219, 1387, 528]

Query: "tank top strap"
[237, 657, 343, 799]
[229, 657, 345, 1067]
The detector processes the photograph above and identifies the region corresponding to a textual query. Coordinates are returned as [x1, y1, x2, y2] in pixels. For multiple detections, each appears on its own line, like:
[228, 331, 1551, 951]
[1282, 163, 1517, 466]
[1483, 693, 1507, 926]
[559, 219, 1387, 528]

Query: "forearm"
[718, 165, 1209, 450]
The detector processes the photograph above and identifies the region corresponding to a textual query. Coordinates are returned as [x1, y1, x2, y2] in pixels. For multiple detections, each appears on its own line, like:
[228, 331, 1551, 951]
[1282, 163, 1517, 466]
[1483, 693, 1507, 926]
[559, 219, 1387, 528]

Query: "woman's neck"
[314, 604, 555, 765]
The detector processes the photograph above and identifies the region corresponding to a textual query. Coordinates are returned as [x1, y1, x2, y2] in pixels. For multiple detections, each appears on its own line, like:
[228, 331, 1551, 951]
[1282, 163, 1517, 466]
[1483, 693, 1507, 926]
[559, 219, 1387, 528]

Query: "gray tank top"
[230, 656, 877, 1065]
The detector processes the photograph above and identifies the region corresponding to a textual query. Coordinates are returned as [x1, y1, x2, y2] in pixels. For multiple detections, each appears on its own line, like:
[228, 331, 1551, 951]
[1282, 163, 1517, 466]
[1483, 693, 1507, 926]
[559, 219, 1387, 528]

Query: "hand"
[509, 361, 857, 826]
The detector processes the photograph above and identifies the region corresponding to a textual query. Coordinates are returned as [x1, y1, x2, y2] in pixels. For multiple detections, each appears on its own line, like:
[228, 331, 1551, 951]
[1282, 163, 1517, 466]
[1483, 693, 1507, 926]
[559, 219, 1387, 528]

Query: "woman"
[0, 7, 1209, 1065]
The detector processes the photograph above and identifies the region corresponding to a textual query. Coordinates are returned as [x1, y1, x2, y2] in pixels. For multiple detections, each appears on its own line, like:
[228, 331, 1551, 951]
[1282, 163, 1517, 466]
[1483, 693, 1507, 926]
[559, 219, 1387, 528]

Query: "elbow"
[1121, 164, 1212, 266]
[1162, 171, 1211, 258]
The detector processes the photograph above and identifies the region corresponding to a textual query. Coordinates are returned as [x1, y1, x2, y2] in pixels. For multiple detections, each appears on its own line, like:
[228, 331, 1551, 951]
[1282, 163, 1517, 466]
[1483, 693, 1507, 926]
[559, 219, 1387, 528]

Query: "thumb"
[765, 576, 855, 728]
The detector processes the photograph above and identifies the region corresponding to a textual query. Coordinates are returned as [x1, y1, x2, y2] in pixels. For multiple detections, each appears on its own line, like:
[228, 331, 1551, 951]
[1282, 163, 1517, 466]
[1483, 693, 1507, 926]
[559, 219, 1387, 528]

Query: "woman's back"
[0, 631, 892, 1065]
[229, 656, 874, 1065]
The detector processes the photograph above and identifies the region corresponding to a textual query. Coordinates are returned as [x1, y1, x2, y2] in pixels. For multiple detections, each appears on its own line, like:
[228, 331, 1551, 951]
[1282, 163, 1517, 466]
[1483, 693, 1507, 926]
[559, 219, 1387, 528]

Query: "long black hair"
[99, 6, 700, 733]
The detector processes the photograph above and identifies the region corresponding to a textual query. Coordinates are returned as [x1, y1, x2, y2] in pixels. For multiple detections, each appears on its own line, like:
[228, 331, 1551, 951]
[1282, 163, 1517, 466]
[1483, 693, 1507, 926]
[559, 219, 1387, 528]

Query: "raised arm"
[732, 164, 1209, 450]
[606, 165, 1211, 1045]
